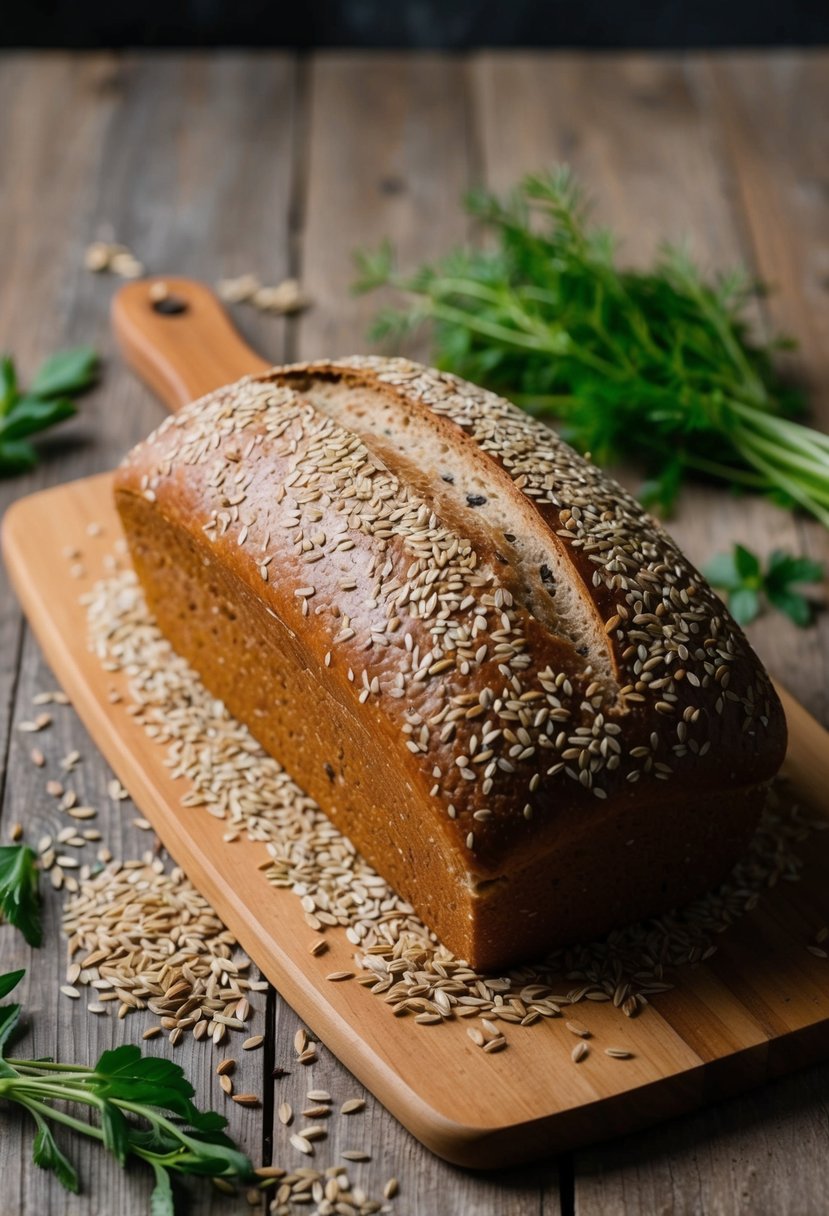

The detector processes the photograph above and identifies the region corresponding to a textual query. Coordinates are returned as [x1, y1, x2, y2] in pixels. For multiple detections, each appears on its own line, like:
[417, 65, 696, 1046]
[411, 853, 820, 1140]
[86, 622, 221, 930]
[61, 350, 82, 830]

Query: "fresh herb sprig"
[0, 969, 252, 1213]
[354, 168, 829, 524]
[0, 347, 99, 475]
[0, 845, 42, 947]
[704, 544, 824, 627]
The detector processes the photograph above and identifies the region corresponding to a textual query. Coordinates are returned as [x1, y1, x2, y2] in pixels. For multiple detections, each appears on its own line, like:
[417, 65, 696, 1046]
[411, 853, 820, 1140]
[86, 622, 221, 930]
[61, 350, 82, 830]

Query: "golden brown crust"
[115, 357, 786, 966]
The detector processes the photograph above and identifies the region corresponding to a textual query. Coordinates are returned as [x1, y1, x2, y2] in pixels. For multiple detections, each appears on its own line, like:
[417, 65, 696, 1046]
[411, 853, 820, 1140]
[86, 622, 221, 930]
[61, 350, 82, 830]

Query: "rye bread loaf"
[115, 356, 787, 969]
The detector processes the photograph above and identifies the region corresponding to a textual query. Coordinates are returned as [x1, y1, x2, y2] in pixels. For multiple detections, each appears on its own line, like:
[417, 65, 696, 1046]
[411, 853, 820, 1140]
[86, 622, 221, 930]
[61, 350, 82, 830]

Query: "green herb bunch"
[0, 969, 252, 1213]
[0, 347, 99, 475]
[354, 168, 829, 524]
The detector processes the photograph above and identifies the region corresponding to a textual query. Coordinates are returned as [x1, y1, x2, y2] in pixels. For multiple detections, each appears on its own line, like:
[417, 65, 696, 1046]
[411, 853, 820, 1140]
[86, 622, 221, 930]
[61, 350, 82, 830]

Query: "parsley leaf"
[0, 971, 253, 1209]
[355, 167, 829, 527]
[0, 845, 42, 947]
[704, 544, 825, 627]
[0, 347, 99, 477]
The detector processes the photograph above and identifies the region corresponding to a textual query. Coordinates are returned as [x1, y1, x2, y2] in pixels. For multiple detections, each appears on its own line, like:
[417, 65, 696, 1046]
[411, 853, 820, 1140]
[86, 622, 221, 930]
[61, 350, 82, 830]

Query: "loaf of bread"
[115, 357, 787, 969]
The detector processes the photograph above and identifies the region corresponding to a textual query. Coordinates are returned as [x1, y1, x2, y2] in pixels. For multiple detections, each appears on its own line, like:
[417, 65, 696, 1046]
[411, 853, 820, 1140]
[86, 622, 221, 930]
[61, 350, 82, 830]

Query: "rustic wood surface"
[0, 48, 826, 1214]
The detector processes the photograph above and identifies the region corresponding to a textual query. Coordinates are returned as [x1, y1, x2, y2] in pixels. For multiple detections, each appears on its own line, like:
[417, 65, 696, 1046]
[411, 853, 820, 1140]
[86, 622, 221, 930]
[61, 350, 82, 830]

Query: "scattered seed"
[384, 1178, 399, 1199]
[232, 1094, 260, 1107]
[565, 1020, 591, 1038]
[278, 1103, 293, 1125]
[340, 1098, 365, 1115]
[290, 1134, 313, 1156]
[571, 1042, 589, 1063]
[341, 1150, 371, 1162]
[60, 985, 80, 999]
[243, 1035, 264, 1051]
[605, 1048, 633, 1059]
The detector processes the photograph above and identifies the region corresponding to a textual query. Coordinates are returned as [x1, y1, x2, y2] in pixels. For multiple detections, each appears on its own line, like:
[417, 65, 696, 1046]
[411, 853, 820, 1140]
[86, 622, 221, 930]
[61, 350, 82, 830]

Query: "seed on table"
[807, 945, 828, 959]
[9, 823, 22, 842]
[87, 1003, 107, 1015]
[605, 1047, 633, 1059]
[340, 1099, 365, 1115]
[294, 1029, 307, 1054]
[340, 1150, 371, 1162]
[326, 971, 354, 982]
[60, 790, 77, 810]
[61, 750, 81, 771]
[57, 827, 76, 844]
[483, 1036, 506, 1053]
[37, 835, 52, 854]
[302, 1106, 331, 1119]
[290, 1135, 313, 1156]
[133, 818, 152, 830]
[60, 985, 80, 999]
[243, 1035, 264, 1051]
[305, 1090, 330, 1103]
[68, 806, 97, 820]
[219, 1075, 233, 1095]
[384, 1178, 399, 1199]
[212, 1177, 235, 1195]
[565, 1020, 591, 1038]
[107, 778, 128, 800]
[142, 1027, 162, 1040]
[278, 1102, 293, 1125]
[467, 1027, 485, 1047]
[56, 856, 80, 868]
[300, 1126, 327, 1142]
[298, 1047, 316, 1065]
[308, 939, 328, 957]
[571, 1042, 589, 1063]
[216, 1058, 236, 1075]
[236, 997, 251, 1021]
[30, 748, 45, 767]
[254, 1167, 286, 1179]
[46, 781, 63, 797]
[245, 1187, 260, 1207]
[232, 1094, 260, 1107]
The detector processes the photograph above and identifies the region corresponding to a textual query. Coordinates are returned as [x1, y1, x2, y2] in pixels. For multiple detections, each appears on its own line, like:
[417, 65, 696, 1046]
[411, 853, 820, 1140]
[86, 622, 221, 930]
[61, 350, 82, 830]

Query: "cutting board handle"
[112, 277, 273, 412]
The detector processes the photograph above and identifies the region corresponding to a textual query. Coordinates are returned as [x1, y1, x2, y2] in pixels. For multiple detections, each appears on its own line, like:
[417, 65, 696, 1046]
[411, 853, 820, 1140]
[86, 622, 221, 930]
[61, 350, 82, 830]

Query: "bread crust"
[115, 358, 786, 967]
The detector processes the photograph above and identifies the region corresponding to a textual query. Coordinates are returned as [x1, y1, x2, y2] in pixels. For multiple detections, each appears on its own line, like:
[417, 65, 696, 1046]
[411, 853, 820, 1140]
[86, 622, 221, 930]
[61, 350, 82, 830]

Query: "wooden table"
[0, 49, 827, 1215]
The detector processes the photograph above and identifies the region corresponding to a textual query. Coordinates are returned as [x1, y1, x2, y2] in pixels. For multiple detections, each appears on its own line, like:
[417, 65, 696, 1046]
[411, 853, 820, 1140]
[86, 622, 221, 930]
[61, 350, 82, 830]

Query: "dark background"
[4, 0, 829, 48]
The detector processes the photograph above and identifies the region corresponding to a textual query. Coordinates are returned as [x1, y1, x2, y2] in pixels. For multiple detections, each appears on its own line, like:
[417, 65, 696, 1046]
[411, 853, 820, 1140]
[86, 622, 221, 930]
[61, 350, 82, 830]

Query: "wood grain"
[0, 46, 826, 1216]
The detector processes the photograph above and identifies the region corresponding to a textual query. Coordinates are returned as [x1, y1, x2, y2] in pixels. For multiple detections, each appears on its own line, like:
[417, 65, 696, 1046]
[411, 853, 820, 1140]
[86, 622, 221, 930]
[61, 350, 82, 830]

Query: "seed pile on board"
[83, 568, 822, 1052]
[61, 854, 267, 1048]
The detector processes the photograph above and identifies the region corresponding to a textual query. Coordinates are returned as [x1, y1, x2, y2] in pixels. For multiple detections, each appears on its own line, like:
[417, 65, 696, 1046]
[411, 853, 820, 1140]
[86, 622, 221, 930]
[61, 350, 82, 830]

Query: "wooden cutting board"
[3, 277, 829, 1168]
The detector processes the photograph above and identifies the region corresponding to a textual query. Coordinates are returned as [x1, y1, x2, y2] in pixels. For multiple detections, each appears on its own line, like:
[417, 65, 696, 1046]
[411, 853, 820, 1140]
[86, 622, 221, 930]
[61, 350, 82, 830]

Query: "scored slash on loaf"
[115, 357, 786, 969]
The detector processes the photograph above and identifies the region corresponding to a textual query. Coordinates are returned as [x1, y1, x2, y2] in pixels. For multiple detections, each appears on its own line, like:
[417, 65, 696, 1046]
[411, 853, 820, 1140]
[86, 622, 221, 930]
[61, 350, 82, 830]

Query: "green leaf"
[150, 1164, 175, 1216]
[29, 347, 99, 400]
[32, 1117, 80, 1193]
[703, 552, 741, 591]
[101, 1102, 130, 1167]
[0, 439, 37, 475]
[734, 544, 761, 582]
[0, 356, 17, 414]
[766, 550, 825, 589]
[767, 587, 813, 627]
[729, 586, 761, 626]
[0, 396, 77, 441]
[94, 1044, 224, 1128]
[0, 845, 42, 946]
[0, 1002, 21, 1055]
[0, 969, 25, 999]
